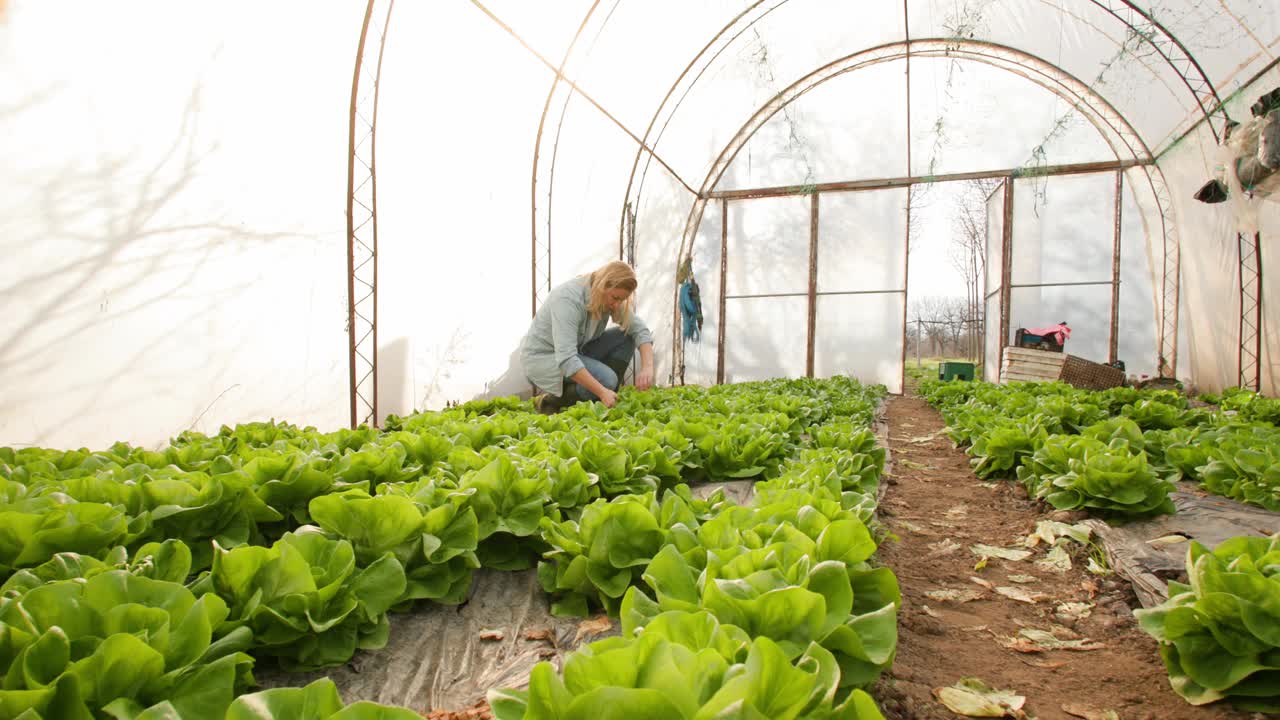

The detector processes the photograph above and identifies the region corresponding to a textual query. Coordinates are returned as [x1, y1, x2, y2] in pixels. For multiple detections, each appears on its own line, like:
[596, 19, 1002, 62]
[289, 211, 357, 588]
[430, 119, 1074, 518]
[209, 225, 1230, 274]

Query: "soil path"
[874, 394, 1255, 720]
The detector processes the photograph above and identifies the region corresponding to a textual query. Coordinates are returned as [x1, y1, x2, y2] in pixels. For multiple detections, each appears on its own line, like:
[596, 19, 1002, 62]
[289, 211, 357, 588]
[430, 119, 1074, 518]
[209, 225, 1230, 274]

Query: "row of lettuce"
[920, 378, 1279, 712]
[919, 380, 1280, 515]
[0, 377, 896, 719]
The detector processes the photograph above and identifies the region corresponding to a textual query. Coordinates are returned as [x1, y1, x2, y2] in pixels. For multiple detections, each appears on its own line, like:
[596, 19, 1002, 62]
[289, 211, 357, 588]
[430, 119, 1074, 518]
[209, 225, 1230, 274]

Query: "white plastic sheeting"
[3, 0, 1279, 448]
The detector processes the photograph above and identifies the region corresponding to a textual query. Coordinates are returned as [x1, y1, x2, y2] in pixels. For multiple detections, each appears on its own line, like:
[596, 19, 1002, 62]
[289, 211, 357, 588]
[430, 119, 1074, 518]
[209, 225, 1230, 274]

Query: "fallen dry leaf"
[479, 629, 504, 641]
[921, 604, 944, 619]
[1014, 628, 1105, 651]
[1146, 534, 1190, 546]
[574, 615, 613, 643]
[970, 576, 995, 590]
[1020, 657, 1068, 669]
[1054, 602, 1094, 623]
[1035, 545, 1072, 573]
[930, 538, 963, 556]
[925, 588, 986, 603]
[1007, 574, 1039, 584]
[1080, 578, 1101, 598]
[934, 677, 1028, 718]
[1062, 703, 1121, 720]
[995, 586, 1050, 604]
[946, 504, 971, 519]
[522, 628, 554, 643]
[971, 544, 1033, 562]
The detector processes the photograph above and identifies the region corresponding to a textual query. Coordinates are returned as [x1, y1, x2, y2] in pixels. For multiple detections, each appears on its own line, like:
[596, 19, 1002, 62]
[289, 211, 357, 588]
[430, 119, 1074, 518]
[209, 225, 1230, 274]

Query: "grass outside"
[904, 356, 984, 394]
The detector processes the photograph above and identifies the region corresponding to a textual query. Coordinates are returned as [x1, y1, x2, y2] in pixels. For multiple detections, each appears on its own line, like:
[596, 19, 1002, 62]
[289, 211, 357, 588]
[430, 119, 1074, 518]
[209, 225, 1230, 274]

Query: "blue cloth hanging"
[679, 278, 704, 342]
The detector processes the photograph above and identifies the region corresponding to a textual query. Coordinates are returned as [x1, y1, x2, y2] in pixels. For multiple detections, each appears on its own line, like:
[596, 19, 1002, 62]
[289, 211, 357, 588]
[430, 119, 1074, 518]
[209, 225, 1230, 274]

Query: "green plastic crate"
[938, 361, 975, 381]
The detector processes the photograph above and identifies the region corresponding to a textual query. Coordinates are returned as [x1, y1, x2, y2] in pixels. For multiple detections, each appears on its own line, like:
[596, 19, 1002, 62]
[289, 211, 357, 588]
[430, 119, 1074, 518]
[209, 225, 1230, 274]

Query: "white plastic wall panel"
[908, 58, 1116, 177]
[814, 295, 905, 395]
[724, 195, 811, 296]
[1117, 170, 1159, 379]
[680, 203, 725, 387]
[717, 63, 909, 190]
[1158, 63, 1280, 394]
[375, 2, 557, 413]
[1011, 285, 1112, 364]
[986, 183, 1006, 291]
[1011, 173, 1116, 287]
[985, 295, 1002, 382]
[723, 297, 807, 383]
[634, 165, 696, 387]
[818, 190, 908, 293]
[0, 1, 365, 448]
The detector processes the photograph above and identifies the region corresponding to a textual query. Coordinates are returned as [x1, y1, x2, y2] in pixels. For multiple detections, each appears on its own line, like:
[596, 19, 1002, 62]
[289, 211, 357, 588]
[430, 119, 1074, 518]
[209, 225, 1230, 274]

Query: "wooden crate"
[1000, 346, 1065, 384]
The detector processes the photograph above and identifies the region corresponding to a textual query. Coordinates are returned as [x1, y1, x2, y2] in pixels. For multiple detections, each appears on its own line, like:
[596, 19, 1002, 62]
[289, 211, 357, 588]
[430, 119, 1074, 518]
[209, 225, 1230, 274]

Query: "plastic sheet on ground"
[1083, 483, 1279, 608]
[255, 567, 617, 713]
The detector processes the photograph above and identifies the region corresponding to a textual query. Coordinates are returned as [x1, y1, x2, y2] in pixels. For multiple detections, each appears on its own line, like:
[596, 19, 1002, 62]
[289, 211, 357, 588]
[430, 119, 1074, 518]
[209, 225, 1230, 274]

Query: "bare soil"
[873, 394, 1257, 720]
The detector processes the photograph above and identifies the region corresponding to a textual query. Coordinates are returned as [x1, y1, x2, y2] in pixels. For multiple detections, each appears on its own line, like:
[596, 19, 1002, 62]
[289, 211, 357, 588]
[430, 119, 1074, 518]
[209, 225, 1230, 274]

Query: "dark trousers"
[564, 327, 635, 402]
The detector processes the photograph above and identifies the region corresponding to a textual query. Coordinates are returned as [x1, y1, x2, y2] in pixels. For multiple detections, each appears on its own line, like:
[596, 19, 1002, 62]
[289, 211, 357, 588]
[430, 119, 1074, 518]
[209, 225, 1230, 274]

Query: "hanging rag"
[679, 278, 704, 342]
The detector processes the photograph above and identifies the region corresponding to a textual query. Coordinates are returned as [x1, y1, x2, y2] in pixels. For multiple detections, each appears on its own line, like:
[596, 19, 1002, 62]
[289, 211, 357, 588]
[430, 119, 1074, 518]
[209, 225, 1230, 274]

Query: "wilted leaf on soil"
[479, 629, 505, 641]
[1146, 534, 1189, 546]
[574, 615, 613, 642]
[921, 604, 944, 618]
[900, 459, 931, 470]
[1062, 703, 1120, 720]
[1086, 557, 1111, 576]
[1080, 578, 1100, 598]
[1025, 521, 1092, 548]
[522, 628, 554, 643]
[1021, 657, 1067, 669]
[934, 678, 1028, 718]
[995, 586, 1050, 604]
[1054, 602, 1093, 623]
[930, 538, 963, 556]
[978, 481, 999, 489]
[1007, 574, 1039, 584]
[925, 588, 986, 603]
[970, 576, 995, 590]
[1016, 628, 1104, 651]
[971, 544, 1033, 562]
[1035, 546, 1072, 573]
[947, 504, 971, 519]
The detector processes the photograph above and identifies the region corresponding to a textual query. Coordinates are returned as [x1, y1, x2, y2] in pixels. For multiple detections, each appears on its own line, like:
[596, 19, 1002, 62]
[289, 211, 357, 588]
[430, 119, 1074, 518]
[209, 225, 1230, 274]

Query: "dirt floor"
[874, 394, 1260, 720]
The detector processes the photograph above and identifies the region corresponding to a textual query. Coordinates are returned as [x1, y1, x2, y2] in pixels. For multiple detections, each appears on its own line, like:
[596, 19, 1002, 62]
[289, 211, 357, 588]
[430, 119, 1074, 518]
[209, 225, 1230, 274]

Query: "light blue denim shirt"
[520, 276, 654, 396]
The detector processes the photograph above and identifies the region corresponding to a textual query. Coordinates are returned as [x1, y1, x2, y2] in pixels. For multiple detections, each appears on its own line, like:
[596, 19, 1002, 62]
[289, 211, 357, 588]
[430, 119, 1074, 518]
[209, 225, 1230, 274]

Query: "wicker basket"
[1058, 354, 1125, 390]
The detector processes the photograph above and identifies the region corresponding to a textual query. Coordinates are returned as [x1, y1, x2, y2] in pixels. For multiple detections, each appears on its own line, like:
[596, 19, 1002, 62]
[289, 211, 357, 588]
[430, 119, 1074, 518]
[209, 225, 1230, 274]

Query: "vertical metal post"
[1238, 231, 1263, 391]
[806, 193, 819, 378]
[346, 0, 394, 428]
[998, 179, 1015, 378]
[900, 0, 912, 394]
[1109, 170, 1123, 365]
[716, 199, 729, 385]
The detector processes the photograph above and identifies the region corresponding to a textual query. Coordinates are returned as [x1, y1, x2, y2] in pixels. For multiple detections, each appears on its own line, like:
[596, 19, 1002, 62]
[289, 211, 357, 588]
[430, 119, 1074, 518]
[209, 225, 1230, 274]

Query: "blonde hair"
[586, 261, 637, 330]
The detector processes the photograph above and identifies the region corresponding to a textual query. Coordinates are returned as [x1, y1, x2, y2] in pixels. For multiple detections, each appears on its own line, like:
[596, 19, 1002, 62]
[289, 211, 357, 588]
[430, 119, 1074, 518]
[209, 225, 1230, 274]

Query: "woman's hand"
[598, 387, 618, 408]
[635, 366, 654, 391]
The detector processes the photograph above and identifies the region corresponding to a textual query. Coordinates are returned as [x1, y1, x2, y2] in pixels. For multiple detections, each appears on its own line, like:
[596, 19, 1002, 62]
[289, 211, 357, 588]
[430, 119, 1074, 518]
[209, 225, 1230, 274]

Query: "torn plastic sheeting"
[1082, 484, 1280, 608]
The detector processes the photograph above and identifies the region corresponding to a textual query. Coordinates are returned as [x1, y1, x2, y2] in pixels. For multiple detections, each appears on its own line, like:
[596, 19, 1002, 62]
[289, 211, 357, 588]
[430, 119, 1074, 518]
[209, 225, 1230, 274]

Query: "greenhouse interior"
[2, 0, 1279, 718]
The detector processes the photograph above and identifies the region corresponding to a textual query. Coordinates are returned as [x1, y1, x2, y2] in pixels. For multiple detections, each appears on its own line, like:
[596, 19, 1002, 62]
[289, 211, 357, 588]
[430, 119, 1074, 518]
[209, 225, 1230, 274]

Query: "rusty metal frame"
[1238, 231, 1262, 391]
[672, 39, 1172, 382]
[806, 194, 819, 378]
[999, 179, 1015, 377]
[1110, 170, 1123, 365]
[1085, 0, 1229, 144]
[716, 199, 728, 384]
[345, 0, 394, 428]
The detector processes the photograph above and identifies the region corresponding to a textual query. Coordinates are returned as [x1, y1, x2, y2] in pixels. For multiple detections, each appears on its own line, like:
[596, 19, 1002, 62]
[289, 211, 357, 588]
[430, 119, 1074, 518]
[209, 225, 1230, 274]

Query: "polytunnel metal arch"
[341, 2, 1244, 416]
[538, 0, 1229, 323]
[663, 39, 1181, 385]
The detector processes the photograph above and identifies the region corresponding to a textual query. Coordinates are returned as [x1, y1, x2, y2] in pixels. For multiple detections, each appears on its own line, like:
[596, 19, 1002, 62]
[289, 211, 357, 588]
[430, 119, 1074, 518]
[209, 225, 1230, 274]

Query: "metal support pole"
[806, 193, 819, 378]
[1110, 170, 1123, 365]
[716, 199, 728, 385]
[1238, 231, 1263, 391]
[998, 179, 1015, 379]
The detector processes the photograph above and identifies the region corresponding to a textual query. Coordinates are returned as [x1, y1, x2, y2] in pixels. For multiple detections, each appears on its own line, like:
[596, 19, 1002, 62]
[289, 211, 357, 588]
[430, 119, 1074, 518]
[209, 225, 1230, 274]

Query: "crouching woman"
[519, 261, 655, 413]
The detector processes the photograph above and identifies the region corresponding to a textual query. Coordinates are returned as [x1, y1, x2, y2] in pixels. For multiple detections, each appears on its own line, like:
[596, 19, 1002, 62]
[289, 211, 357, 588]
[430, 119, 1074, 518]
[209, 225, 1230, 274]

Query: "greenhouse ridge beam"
[469, 0, 695, 197]
[703, 159, 1151, 201]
